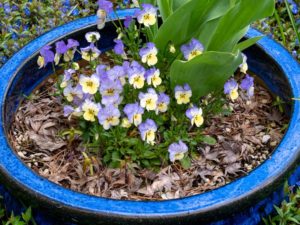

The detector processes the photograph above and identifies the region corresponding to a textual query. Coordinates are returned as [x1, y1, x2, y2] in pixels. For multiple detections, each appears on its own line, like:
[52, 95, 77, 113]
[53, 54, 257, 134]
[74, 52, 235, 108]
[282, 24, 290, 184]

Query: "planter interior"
[0, 10, 300, 225]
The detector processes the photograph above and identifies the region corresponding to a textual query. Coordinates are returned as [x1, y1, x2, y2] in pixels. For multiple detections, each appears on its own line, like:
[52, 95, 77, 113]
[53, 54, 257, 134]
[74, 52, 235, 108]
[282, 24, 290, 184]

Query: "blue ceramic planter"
[0, 9, 300, 225]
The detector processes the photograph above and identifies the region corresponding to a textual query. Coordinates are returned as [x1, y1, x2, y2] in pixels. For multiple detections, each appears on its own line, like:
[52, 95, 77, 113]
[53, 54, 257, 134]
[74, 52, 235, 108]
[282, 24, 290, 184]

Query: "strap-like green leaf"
[154, 0, 234, 51]
[170, 52, 242, 98]
[172, 0, 191, 12]
[207, 0, 275, 51]
[234, 35, 264, 52]
[157, 0, 173, 21]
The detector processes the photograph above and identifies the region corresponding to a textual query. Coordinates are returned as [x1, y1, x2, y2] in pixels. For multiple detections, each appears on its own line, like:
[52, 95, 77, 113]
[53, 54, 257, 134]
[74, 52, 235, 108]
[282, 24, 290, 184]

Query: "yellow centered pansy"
[140, 94, 158, 111]
[175, 91, 192, 105]
[186, 107, 204, 127]
[188, 50, 202, 61]
[82, 51, 100, 62]
[240, 53, 248, 74]
[121, 118, 131, 128]
[141, 13, 156, 27]
[240, 62, 248, 74]
[174, 152, 185, 161]
[141, 48, 158, 66]
[103, 116, 120, 130]
[133, 114, 142, 126]
[104, 88, 115, 96]
[129, 75, 145, 89]
[65, 93, 74, 102]
[60, 81, 68, 88]
[156, 102, 168, 113]
[192, 114, 204, 127]
[147, 70, 162, 87]
[82, 101, 100, 122]
[230, 88, 239, 101]
[143, 53, 158, 66]
[144, 130, 156, 145]
[79, 75, 100, 95]
[37, 56, 45, 68]
[64, 49, 75, 62]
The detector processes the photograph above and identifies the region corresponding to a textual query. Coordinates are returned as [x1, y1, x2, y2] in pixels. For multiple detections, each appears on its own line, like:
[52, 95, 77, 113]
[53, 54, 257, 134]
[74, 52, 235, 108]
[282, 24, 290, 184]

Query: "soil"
[8, 76, 288, 200]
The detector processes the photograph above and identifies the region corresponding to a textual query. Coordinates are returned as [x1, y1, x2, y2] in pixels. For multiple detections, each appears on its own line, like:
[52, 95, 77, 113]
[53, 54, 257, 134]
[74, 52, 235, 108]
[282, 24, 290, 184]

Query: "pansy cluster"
[224, 54, 254, 101]
[36, 1, 253, 169]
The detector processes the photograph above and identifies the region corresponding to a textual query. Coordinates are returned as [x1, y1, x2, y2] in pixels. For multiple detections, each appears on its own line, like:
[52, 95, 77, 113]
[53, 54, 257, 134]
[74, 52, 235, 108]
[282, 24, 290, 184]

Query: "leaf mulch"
[8, 77, 288, 200]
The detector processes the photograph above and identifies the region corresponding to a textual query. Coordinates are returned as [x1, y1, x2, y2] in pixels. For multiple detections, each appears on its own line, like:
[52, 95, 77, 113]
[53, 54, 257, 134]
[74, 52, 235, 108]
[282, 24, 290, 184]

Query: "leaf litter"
[8, 77, 288, 200]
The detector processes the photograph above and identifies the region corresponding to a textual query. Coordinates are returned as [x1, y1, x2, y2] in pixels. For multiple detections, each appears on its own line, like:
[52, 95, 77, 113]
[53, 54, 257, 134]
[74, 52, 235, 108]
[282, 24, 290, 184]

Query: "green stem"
[274, 8, 286, 45]
[284, 0, 300, 46]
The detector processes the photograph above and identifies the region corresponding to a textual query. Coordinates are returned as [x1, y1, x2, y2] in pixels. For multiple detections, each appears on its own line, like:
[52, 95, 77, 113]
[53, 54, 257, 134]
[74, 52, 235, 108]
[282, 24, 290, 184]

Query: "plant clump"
[9, 0, 289, 200]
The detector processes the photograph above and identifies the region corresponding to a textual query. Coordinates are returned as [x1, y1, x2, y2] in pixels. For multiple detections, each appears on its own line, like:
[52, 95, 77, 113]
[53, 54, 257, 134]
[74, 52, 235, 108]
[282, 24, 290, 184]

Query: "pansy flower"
[132, 0, 140, 7]
[98, 0, 113, 14]
[240, 74, 254, 98]
[96, 0, 113, 29]
[64, 39, 79, 62]
[85, 31, 101, 43]
[54, 40, 68, 65]
[100, 77, 123, 106]
[224, 79, 239, 101]
[128, 61, 146, 89]
[81, 44, 101, 61]
[96, 64, 108, 78]
[181, 38, 204, 61]
[139, 88, 158, 111]
[124, 16, 133, 28]
[124, 103, 144, 126]
[145, 68, 161, 87]
[98, 105, 121, 130]
[63, 84, 84, 103]
[63, 105, 83, 118]
[107, 65, 127, 85]
[97, 9, 106, 30]
[156, 92, 170, 114]
[239, 53, 248, 74]
[168, 141, 188, 162]
[139, 42, 158, 66]
[121, 117, 131, 128]
[79, 74, 100, 95]
[186, 106, 204, 127]
[63, 105, 75, 117]
[122, 61, 130, 76]
[138, 119, 157, 145]
[174, 84, 192, 105]
[82, 99, 101, 122]
[37, 45, 55, 68]
[113, 39, 125, 56]
[135, 4, 157, 27]
[60, 69, 75, 88]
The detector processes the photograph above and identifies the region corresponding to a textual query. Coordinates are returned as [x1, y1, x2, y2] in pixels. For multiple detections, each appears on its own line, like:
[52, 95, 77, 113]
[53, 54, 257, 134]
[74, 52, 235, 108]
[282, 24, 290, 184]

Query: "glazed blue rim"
[0, 9, 300, 218]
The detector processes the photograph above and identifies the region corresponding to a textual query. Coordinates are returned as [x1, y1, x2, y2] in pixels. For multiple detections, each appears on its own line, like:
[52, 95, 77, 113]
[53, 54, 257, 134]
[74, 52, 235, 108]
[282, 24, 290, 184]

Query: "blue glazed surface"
[0, 9, 300, 225]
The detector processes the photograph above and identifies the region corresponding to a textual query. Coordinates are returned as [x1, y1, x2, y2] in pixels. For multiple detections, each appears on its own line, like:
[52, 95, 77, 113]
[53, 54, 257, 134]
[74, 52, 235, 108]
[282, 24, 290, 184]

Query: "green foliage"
[284, 0, 300, 50]
[154, 0, 275, 99]
[234, 36, 264, 52]
[169, 51, 242, 98]
[206, 0, 275, 51]
[253, 1, 300, 61]
[157, 0, 173, 21]
[172, 0, 190, 12]
[0, 196, 35, 225]
[264, 183, 300, 225]
[155, 0, 234, 51]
